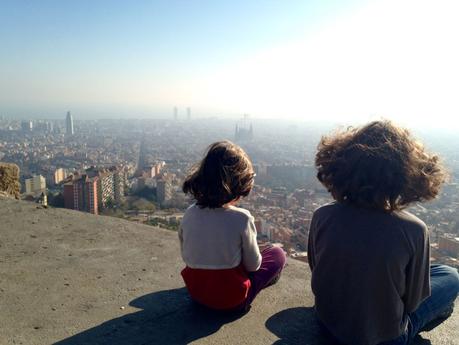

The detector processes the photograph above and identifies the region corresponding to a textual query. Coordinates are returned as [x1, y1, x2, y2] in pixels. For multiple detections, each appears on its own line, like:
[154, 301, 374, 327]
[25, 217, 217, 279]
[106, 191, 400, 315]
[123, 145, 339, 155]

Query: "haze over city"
[1, 0, 459, 129]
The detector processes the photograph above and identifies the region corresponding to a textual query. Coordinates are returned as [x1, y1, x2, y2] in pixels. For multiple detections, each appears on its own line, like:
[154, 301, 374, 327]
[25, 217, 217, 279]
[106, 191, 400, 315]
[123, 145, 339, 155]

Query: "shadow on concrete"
[55, 287, 246, 345]
[266, 307, 432, 345]
[266, 307, 336, 345]
[411, 335, 432, 345]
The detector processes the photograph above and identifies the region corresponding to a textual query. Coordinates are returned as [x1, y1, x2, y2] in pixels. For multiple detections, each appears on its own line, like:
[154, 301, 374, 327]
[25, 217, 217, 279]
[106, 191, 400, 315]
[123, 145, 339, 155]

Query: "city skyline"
[1, 116, 457, 269]
[1, 0, 459, 128]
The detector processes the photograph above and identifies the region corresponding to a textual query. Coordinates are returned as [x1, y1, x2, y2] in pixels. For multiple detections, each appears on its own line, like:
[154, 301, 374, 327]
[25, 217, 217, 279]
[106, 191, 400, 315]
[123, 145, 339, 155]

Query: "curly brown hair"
[183, 141, 255, 208]
[315, 120, 447, 211]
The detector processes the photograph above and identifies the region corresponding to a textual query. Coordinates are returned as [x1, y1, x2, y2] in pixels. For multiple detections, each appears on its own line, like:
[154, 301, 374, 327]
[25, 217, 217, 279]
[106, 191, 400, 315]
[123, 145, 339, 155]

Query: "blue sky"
[1, 0, 459, 128]
[1, 1, 349, 71]
[0, 0, 361, 116]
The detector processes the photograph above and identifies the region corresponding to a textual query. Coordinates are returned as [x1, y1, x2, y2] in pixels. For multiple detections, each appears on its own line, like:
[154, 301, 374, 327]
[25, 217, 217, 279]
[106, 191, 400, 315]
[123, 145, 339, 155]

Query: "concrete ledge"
[0, 197, 457, 345]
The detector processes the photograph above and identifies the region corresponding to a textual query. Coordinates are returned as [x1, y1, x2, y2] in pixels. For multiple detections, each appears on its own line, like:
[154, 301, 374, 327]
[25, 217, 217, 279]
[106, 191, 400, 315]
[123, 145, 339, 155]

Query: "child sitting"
[179, 140, 286, 311]
[308, 120, 459, 345]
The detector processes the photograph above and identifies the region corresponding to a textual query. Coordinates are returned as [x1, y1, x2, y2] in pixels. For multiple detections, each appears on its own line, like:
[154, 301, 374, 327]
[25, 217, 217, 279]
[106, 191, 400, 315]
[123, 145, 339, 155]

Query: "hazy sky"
[1, 0, 458, 128]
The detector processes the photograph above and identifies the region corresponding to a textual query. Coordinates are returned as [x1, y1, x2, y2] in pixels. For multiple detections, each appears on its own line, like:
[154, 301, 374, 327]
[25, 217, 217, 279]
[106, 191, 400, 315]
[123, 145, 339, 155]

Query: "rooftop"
[1, 196, 457, 345]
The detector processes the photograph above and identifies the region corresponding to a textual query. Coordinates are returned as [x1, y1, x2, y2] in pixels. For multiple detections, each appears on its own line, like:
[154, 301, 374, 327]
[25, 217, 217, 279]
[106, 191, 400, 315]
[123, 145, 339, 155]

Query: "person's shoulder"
[182, 203, 199, 220]
[226, 205, 253, 221]
[312, 201, 340, 217]
[393, 210, 427, 228]
[184, 203, 197, 213]
[392, 210, 428, 238]
[229, 205, 252, 216]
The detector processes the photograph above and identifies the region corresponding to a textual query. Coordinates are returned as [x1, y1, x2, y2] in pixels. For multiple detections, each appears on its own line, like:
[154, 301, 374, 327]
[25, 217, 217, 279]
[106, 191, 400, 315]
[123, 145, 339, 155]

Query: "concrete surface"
[0, 197, 457, 345]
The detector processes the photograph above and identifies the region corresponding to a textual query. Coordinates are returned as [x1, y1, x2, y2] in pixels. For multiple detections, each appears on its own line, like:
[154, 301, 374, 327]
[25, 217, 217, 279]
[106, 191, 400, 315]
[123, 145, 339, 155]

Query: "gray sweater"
[308, 202, 430, 345]
[179, 204, 262, 272]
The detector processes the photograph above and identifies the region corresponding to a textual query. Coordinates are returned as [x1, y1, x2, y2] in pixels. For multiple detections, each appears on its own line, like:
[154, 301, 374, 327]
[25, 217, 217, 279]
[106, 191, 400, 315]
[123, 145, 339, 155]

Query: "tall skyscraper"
[173, 106, 178, 120]
[66, 111, 74, 135]
[186, 107, 191, 120]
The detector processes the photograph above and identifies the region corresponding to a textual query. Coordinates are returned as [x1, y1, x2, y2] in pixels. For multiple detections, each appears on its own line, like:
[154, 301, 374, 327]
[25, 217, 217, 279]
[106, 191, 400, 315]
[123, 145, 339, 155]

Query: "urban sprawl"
[1, 112, 458, 268]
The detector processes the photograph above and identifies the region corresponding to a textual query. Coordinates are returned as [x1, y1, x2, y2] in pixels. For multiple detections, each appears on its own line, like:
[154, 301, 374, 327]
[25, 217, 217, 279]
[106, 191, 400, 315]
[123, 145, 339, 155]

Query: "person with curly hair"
[308, 120, 459, 345]
[179, 141, 286, 311]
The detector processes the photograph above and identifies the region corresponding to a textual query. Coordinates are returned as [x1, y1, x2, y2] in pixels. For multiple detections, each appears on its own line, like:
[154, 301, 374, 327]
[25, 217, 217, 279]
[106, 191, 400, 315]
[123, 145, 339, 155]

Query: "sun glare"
[187, 0, 459, 128]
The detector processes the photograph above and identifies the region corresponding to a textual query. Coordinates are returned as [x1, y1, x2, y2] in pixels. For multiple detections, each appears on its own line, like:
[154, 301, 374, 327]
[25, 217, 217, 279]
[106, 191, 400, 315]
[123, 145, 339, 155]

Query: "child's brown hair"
[183, 141, 255, 208]
[315, 120, 447, 211]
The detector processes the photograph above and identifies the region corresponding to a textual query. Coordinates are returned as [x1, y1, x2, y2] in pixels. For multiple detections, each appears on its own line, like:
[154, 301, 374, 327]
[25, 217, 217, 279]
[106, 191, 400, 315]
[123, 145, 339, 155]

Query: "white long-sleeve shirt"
[179, 204, 262, 272]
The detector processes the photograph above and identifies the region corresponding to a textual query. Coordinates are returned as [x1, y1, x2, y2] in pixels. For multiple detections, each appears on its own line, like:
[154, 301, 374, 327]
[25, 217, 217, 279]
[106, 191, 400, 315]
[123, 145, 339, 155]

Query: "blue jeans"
[381, 264, 459, 345]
